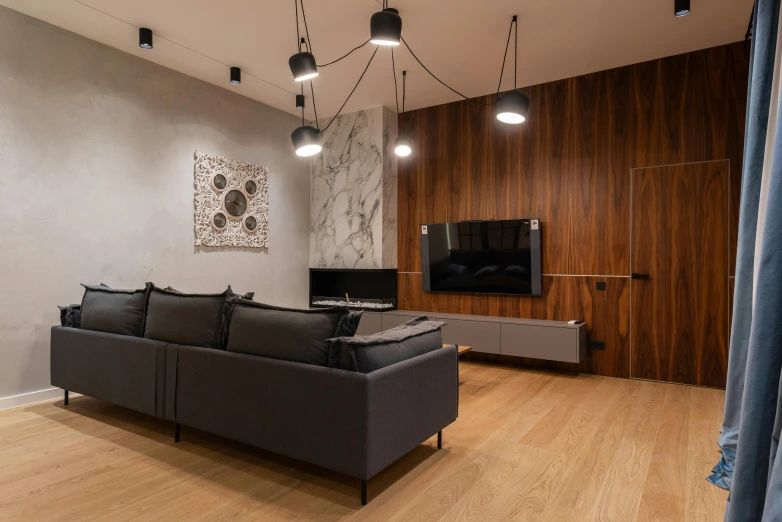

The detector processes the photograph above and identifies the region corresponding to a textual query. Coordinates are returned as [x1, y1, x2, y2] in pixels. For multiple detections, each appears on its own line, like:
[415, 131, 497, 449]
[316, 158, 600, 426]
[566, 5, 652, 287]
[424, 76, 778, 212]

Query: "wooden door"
[631, 161, 729, 387]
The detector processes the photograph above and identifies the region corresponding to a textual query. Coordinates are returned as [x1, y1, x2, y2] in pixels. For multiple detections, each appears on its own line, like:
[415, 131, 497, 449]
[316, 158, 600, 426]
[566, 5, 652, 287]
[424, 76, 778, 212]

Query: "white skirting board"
[0, 387, 65, 411]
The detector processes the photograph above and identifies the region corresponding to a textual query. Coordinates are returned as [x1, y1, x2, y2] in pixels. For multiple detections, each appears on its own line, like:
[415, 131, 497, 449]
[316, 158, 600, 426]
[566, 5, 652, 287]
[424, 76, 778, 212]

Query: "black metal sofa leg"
[64, 390, 69, 406]
[438, 430, 443, 449]
[174, 423, 180, 443]
[361, 479, 368, 506]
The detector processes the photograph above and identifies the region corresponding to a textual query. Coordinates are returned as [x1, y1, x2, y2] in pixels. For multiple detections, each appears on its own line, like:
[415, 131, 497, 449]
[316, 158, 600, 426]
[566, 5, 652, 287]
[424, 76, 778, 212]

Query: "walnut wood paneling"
[631, 161, 730, 387]
[398, 43, 748, 382]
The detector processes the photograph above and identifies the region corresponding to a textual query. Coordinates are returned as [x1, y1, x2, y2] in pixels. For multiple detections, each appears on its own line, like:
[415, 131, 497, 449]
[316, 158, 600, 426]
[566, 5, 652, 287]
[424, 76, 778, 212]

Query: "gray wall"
[0, 6, 311, 402]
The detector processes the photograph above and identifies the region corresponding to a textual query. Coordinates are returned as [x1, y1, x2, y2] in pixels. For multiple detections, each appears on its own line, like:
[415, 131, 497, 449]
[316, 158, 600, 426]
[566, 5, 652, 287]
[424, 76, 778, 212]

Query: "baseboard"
[0, 387, 64, 411]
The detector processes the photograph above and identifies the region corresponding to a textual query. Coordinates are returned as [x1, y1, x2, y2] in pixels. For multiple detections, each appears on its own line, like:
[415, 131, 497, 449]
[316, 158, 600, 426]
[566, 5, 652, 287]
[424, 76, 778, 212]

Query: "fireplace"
[309, 269, 398, 311]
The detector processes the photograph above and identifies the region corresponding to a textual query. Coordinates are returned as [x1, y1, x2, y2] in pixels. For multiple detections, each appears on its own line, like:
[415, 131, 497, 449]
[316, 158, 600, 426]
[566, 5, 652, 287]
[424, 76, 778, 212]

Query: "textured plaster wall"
[0, 6, 311, 402]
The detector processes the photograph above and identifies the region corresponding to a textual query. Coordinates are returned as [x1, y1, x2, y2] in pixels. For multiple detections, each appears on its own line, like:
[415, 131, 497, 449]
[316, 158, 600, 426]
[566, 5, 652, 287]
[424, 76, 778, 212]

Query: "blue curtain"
[708, 0, 782, 520]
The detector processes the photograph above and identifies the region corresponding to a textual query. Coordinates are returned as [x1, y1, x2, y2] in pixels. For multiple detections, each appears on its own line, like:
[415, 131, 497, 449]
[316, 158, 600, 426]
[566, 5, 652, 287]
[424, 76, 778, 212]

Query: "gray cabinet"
[358, 310, 586, 364]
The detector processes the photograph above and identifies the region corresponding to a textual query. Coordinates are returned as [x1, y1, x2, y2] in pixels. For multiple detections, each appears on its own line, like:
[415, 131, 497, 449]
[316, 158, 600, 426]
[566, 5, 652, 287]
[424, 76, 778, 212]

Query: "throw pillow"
[225, 301, 347, 367]
[80, 283, 151, 337]
[328, 316, 445, 373]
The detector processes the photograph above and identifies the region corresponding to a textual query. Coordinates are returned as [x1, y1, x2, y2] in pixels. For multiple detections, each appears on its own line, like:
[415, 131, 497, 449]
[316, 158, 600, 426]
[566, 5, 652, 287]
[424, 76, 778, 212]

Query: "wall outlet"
[596, 281, 606, 291]
[589, 340, 606, 350]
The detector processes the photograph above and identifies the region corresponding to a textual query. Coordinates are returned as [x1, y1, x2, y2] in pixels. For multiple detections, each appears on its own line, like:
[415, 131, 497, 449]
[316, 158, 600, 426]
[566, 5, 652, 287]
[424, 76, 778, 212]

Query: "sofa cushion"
[143, 285, 228, 348]
[225, 301, 347, 367]
[328, 316, 445, 373]
[80, 283, 150, 337]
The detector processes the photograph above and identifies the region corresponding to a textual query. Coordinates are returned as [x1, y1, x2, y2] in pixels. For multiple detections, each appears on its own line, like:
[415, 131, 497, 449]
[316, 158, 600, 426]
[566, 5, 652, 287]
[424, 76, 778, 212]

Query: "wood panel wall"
[397, 42, 749, 380]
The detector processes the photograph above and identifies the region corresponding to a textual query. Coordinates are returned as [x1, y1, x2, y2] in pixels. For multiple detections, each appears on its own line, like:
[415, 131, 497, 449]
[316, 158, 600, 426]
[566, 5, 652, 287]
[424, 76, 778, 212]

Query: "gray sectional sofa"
[50, 285, 458, 505]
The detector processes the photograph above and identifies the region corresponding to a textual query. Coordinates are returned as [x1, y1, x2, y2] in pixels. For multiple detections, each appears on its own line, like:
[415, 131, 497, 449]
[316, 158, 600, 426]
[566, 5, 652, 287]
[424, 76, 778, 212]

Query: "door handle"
[632, 273, 651, 280]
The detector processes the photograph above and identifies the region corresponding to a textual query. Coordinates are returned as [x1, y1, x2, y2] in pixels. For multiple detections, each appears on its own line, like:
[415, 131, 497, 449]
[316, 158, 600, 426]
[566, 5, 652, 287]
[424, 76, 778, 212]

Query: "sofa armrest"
[364, 345, 459, 478]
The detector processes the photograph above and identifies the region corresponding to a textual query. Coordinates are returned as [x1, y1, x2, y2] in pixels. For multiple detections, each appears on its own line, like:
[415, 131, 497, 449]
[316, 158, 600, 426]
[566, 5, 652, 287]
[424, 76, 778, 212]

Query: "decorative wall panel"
[194, 151, 269, 248]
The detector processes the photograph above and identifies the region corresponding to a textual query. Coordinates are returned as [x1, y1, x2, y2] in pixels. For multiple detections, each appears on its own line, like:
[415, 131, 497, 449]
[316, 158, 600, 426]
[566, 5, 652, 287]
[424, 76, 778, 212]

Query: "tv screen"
[421, 219, 541, 296]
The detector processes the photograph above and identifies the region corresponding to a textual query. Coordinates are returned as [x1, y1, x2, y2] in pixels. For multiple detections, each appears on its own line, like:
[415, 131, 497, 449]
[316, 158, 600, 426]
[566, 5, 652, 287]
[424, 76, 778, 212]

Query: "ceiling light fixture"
[674, 0, 690, 17]
[139, 27, 153, 50]
[230, 67, 241, 85]
[292, 125, 322, 157]
[288, 4, 528, 159]
[394, 68, 412, 157]
[370, 3, 402, 46]
[495, 16, 529, 124]
[289, 0, 318, 82]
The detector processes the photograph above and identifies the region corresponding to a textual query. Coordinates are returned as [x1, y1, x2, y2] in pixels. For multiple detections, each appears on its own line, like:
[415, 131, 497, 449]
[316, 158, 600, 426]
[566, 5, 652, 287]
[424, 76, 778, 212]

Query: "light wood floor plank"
[0, 363, 727, 521]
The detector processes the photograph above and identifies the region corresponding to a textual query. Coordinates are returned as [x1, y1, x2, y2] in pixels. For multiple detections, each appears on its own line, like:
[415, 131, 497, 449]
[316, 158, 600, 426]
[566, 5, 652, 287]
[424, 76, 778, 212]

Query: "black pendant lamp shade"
[496, 90, 530, 124]
[370, 8, 402, 46]
[674, 0, 690, 16]
[139, 27, 153, 49]
[291, 125, 322, 157]
[230, 67, 241, 85]
[289, 52, 318, 82]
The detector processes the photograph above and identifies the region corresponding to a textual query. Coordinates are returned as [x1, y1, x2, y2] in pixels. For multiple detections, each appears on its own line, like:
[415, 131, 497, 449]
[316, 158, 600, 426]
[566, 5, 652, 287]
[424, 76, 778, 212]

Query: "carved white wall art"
[194, 151, 269, 248]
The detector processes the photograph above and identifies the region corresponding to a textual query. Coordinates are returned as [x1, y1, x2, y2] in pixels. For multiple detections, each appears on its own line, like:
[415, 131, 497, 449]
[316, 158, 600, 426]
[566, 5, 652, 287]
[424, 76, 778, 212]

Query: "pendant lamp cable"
[300, 0, 313, 56]
[320, 47, 379, 134]
[514, 15, 518, 89]
[294, 0, 300, 49]
[317, 39, 371, 67]
[402, 69, 407, 136]
[392, 48, 399, 115]
[496, 17, 514, 95]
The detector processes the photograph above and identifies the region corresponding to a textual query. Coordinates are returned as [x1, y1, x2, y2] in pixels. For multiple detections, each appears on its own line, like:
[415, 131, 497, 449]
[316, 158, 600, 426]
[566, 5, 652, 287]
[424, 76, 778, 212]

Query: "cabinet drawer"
[500, 324, 580, 363]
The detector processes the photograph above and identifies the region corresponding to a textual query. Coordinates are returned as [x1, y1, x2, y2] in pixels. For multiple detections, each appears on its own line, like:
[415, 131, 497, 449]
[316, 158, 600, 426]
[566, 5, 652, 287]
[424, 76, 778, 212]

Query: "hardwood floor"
[0, 363, 727, 521]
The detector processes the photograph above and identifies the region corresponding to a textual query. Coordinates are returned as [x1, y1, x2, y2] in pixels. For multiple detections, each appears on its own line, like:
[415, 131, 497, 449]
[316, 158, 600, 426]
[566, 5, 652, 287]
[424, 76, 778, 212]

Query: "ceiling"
[1, 0, 754, 120]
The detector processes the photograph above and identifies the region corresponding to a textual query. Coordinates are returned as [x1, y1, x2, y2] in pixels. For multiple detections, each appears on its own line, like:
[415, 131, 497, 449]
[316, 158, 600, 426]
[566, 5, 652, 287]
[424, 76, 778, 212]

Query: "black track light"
[370, 8, 402, 46]
[291, 125, 321, 157]
[230, 67, 241, 85]
[496, 90, 530, 124]
[139, 27, 153, 49]
[674, 0, 690, 17]
[289, 51, 318, 82]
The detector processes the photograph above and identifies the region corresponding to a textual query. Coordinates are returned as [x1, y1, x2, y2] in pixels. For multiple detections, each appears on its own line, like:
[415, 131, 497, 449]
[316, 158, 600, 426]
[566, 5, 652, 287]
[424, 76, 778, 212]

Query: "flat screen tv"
[421, 218, 541, 296]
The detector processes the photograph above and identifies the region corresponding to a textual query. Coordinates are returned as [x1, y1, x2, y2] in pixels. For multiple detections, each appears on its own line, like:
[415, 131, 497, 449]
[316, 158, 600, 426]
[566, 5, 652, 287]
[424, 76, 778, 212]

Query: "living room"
[1, 0, 779, 520]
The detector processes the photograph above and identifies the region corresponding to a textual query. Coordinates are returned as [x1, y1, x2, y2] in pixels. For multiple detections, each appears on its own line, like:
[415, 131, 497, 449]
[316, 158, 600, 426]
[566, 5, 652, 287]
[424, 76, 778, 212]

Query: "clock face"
[224, 190, 247, 217]
[245, 180, 257, 195]
[213, 174, 227, 190]
[213, 212, 227, 229]
[244, 215, 257, 231]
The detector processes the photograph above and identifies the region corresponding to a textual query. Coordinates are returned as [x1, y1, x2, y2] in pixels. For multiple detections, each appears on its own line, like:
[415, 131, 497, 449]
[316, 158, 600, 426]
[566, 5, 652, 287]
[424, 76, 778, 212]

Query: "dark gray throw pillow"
[57, 304, 82, 328]
[80, 283, 150, 337]
[328, 316, 445, 373]
[143, 285, 229, 348]
[333, 310, 364, 337]
[225, 302, 348, 367]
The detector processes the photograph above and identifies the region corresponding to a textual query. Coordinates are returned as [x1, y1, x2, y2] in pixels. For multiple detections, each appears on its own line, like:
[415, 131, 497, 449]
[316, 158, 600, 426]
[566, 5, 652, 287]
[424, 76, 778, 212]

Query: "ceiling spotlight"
[230, 67, 241, 85]
[674, 0, 690, 16]
[370, 8, 402, 46]
[496, 90, 530, 124]
[139, 27, 153, 50]
[394, 136, 412, 157]
[291, 125, 322, 157]
[289, 51, 318, 81]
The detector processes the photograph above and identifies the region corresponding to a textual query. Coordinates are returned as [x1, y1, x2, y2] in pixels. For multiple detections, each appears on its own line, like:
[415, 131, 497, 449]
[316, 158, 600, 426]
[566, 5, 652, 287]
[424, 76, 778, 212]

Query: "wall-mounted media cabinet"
[357, 310, 587, 364]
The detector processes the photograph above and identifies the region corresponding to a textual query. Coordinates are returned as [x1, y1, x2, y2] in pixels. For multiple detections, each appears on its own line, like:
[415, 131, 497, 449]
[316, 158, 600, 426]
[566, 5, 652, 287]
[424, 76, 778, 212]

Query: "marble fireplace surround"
[309, 107, 398, 269]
